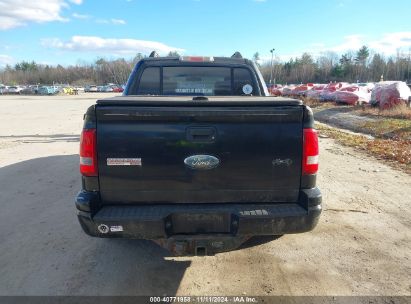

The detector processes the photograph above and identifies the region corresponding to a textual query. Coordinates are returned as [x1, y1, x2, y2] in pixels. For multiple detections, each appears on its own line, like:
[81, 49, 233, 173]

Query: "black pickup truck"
[75, 52, 321, 255]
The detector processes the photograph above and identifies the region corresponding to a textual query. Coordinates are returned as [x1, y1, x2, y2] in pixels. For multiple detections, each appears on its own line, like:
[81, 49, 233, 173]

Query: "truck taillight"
[302, 128, 319, 175]
[80, 129, 98, 176]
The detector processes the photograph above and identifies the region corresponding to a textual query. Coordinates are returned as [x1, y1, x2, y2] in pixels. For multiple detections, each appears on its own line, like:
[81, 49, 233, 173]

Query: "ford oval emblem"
[184, 155, 220, 170]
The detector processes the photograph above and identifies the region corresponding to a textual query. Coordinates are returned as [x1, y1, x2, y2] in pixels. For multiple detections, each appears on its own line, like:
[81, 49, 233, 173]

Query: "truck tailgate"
[96, 99, 304, 205]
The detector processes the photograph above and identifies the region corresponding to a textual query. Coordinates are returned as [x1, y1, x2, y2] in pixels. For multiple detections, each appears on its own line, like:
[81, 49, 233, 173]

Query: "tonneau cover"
[96, 96, 303, 107]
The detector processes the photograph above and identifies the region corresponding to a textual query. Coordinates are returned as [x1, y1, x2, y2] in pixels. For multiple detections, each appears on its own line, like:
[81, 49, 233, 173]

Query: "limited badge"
[242, 84, 253, 95]
[110, 225, 123, 232]
[107, 158, 142, 166]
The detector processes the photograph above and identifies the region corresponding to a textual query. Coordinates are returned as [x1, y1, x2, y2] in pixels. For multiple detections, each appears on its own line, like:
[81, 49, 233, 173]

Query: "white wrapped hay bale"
[371, 81, 411, 109]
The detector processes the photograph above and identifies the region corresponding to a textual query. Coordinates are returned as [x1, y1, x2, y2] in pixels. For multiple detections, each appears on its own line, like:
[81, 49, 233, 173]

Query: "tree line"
[1, 47, 410, 86]
[0, 56, 140, 86]
[256, 46, 411, 84]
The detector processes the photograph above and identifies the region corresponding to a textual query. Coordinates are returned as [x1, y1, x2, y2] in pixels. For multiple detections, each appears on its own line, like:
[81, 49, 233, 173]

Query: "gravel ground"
[0, 94, 410, 296]
[314, 107, 377, 135]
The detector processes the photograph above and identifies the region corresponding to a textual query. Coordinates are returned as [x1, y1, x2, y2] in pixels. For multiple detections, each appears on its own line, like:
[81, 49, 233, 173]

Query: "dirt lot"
[0, 93, 410, 296]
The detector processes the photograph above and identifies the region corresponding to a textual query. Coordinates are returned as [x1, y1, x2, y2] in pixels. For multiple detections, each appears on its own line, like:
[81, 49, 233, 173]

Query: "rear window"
[136, 67, 160, 95]
[134, 66, 257, 96]
[163, 67, 231, 96]
[233, 68, 254, 95]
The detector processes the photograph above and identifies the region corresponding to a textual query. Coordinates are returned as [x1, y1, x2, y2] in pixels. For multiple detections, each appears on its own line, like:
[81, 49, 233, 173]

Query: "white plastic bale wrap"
[334, 86, 371, 105]
[282, 85, 296, 97]
[306, 85, 325, 100]
[365, 83, 375, 91]
[268, 85, 283, 96]
[371, 81, 411, 109]
[320, 82, 349, 102]
[289, 83, 314, 97]
[306, 89, 323, 100]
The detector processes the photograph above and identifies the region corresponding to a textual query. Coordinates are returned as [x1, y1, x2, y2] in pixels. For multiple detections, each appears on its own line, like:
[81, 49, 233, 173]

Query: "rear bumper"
[76, 188, 322, 239]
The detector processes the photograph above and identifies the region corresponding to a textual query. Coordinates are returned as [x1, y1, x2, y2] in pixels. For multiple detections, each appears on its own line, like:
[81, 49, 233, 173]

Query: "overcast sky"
[1, 0, 411, 67]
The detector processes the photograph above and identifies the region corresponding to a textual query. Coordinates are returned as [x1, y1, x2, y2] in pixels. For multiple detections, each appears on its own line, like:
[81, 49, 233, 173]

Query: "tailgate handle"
[186, 127, 216, 142]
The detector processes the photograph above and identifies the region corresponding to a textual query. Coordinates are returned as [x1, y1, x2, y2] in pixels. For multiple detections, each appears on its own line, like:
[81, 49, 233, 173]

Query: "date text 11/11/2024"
[149, 296, 258, 303]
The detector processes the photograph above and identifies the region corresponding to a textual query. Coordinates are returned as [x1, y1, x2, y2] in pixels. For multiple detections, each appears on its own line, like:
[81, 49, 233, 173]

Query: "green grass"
[361, 119, 411, 141]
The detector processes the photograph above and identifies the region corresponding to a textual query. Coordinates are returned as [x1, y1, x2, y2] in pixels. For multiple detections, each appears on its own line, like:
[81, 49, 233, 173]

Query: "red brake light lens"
[179, 56, 214, 62]
[80, 129, 98, 176]
[302, 128, 319, 175]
